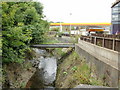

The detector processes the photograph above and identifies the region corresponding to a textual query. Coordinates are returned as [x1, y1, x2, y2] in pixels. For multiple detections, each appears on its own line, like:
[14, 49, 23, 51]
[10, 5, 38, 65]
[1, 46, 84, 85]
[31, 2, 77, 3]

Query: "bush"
[57, 32, 63, 37]
[2, 2, 49, 63]
[50, 27, 59, 32]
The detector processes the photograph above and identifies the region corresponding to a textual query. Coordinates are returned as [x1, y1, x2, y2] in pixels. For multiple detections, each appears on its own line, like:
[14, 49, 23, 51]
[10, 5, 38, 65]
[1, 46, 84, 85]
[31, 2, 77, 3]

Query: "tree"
[2, 2, 49, 63]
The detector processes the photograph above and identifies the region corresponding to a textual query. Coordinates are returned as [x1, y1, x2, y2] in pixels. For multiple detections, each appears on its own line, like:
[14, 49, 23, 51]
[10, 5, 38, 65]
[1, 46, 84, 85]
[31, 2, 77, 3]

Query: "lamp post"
[60, 22, 62, 32]
[70, 13, 72, 35]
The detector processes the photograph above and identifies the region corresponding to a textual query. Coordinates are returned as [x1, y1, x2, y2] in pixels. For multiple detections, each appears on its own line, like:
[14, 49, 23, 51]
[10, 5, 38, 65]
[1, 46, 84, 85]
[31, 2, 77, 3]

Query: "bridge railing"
[80, 34, 120, 52]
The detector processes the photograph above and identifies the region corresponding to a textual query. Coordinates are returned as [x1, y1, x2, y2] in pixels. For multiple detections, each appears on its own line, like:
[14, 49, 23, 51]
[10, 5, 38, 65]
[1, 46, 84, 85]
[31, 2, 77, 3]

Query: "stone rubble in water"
[32, 48, 47, 55]
[32, 48, 57, 85]
[38, 57, 57, 85]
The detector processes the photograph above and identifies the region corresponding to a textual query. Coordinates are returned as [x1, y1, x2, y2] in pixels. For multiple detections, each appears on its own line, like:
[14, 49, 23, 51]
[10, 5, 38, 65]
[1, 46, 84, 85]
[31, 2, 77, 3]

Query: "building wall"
[111, 2, 120, 34]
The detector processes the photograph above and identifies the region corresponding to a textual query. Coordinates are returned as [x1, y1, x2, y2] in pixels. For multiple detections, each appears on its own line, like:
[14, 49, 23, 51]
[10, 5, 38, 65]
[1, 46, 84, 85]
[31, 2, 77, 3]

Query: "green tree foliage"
[2, 2, 49, 63]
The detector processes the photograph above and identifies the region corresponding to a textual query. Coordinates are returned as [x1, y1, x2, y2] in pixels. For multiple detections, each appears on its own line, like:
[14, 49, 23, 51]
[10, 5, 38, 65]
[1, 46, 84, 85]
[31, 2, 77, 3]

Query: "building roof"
[111, 0, 120, 8]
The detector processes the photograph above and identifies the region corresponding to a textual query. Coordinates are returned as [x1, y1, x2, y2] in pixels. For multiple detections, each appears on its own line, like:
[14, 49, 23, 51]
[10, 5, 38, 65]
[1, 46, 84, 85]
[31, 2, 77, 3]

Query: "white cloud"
[36, 0, 115, 23]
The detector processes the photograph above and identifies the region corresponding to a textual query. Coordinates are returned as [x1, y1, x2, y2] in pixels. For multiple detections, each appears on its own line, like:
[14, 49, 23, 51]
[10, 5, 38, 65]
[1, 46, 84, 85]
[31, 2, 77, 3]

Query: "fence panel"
[80, 35, 120, 52]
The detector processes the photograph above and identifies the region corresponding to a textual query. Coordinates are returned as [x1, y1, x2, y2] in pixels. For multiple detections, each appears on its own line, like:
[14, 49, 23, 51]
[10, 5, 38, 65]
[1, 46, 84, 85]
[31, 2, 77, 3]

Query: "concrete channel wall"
[75, 39, 120, 87]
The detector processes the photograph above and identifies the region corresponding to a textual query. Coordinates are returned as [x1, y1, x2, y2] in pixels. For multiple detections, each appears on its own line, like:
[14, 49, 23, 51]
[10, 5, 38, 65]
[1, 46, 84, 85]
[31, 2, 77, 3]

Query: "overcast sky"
[35, 0, 115, 23]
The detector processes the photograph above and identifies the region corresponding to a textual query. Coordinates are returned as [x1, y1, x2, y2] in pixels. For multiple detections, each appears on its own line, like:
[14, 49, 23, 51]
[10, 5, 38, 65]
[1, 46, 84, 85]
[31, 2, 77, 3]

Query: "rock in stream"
[38, 56, 57, 85]
[27, 48, 57, 87]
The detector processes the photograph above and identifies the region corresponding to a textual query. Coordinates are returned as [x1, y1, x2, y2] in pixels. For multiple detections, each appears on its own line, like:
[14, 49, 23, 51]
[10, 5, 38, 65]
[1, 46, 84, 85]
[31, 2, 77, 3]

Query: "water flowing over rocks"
[38, 57, 57, 85]
[32, 48, 47, 56]
[31, 48, 57, 86]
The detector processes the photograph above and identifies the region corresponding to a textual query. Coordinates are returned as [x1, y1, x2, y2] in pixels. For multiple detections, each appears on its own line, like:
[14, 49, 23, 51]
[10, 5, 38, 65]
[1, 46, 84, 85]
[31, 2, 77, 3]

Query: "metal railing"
[80, 34, 120, 52]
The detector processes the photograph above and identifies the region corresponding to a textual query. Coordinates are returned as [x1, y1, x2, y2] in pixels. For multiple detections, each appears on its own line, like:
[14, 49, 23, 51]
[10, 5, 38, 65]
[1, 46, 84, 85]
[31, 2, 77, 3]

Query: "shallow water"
[38, 56, 57, 85]
[30, 48, 57, 87]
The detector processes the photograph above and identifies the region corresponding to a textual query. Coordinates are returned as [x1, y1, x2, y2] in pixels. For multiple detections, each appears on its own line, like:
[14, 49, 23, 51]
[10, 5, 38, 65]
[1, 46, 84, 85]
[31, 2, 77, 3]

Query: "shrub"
[2, 2, 49, 63]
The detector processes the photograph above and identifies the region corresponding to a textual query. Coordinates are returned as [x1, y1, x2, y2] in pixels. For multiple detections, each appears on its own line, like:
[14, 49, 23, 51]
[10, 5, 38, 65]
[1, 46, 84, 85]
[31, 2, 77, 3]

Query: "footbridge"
[31, 43, 75, 48]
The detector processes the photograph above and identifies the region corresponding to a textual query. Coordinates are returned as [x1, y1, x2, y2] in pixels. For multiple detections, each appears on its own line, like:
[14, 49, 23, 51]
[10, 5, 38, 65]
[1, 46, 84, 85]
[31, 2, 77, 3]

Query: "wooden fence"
[80, 34, 120, 52]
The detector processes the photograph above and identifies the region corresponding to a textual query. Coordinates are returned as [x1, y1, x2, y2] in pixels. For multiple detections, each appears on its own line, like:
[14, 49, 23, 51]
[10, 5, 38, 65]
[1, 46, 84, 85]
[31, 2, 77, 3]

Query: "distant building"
[111, 0, 120, 34]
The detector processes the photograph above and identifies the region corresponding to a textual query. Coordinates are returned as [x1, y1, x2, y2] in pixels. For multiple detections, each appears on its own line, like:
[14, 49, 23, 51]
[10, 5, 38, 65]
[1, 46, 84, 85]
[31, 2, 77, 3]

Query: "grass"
[42, 33, 80, 44]
[53, 48, 66, 56]
[41, 35, 60, 44]
[55, 51, 104, 88]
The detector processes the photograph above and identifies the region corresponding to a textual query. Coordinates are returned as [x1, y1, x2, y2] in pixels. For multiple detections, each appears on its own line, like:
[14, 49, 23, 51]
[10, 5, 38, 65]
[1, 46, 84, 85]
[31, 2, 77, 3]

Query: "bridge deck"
[31, 43, 75, 48]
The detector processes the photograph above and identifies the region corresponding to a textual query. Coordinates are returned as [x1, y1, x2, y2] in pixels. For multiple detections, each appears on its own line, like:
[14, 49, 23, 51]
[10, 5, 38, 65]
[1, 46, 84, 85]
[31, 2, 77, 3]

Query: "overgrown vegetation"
[2, 60, 36, 88]
[57, 32, 63, 37]
[0, 33, 2, 57]
[55, 51, 104, 88]
[50, 27, 59, 32]
[2, 2, 49, 63]
[42, 35, 60, 44]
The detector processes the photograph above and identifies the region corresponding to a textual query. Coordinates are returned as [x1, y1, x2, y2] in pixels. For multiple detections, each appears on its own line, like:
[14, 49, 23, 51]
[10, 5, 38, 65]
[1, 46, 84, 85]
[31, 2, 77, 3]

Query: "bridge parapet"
[75, 39, 120, 87]
[80, 35, 120, 52]
[77, 39, 119, 70]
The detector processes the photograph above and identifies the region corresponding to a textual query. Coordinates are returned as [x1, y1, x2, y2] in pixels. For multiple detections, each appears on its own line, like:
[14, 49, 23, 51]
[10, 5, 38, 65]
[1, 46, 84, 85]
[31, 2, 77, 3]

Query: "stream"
[27, 48, 58, 88]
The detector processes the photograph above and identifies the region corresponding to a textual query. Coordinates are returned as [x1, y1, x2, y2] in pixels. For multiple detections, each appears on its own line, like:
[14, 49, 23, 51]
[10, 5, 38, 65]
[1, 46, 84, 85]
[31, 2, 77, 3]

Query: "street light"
[60, 22, 62, 32]
[70, 13, 72, 35]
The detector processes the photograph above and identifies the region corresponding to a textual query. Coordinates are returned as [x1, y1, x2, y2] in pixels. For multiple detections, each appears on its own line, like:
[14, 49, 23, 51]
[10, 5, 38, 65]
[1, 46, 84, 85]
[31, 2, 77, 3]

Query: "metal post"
[112, 39, 115, 50]
[90, 36, 92, 43]
[102, 37, 105, 47]
[69, 13, 72, 35]
[60, 22, 62, 32]
[94, 37, 97, 45]
[70, 23, 71, 34]
[83, 37, 84, 41]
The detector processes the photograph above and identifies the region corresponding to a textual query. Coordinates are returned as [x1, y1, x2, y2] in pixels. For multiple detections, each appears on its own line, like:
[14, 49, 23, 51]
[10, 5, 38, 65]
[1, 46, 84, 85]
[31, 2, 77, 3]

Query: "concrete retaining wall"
[75, 39, 120, 87]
